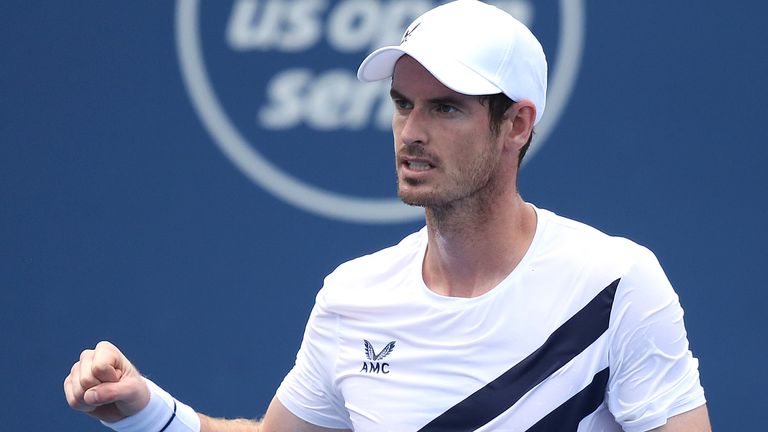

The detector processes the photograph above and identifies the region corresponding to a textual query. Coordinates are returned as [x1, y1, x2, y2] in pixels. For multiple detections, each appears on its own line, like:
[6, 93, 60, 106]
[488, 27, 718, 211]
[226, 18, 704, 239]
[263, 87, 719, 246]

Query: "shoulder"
[529, 207, 675, 327]
[315, 227, 426, 306]
[534, 207, 656, 279]
[535, 209, 683, 333]
[327, 227, 425, 283]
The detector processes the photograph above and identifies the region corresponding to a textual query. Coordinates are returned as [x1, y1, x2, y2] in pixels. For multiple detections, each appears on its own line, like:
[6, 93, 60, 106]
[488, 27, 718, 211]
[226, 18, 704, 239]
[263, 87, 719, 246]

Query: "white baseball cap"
[357, 0, 548, 125]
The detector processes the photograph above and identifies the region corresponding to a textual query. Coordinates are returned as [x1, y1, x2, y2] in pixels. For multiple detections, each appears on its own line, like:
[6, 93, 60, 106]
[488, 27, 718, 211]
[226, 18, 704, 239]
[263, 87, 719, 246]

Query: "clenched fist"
[63, 341, 150, 423]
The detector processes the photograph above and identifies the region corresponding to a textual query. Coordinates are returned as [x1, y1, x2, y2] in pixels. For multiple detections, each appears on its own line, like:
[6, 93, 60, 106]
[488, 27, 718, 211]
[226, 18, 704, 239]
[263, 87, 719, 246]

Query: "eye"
[393, 99, 412, 110]
[436, 103, 457, 113]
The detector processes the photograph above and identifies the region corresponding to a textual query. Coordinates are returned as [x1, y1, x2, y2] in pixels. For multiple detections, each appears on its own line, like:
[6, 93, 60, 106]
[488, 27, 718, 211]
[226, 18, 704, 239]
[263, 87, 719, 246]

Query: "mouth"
[404, 159, 434, 171]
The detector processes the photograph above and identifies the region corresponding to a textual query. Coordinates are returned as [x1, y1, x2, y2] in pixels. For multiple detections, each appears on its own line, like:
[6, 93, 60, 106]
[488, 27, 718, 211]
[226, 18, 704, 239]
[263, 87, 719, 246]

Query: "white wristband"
[101, 378, 201, 432]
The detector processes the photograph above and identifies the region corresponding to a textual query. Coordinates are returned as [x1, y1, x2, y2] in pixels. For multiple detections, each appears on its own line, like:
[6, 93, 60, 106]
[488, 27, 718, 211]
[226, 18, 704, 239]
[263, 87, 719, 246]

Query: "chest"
[329, 296, 612, 431]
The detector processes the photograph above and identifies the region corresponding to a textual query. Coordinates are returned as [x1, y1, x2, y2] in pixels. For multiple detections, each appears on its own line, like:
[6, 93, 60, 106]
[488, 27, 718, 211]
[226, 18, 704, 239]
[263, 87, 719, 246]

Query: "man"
[64, 1, 710, 430]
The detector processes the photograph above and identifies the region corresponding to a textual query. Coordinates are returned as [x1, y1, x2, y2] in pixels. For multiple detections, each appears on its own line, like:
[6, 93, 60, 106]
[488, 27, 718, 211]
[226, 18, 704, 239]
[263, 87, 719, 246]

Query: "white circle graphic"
[175, 0, 585, 224]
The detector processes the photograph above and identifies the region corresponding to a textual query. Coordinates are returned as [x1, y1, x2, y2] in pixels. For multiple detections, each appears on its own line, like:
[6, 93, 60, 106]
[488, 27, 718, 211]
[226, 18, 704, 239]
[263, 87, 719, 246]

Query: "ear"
[502, 100, 536, 154]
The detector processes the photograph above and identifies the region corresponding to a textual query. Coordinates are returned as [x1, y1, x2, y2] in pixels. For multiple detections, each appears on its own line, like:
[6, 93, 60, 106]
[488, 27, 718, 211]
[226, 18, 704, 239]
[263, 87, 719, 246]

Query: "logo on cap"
[401, 22, 421, 43]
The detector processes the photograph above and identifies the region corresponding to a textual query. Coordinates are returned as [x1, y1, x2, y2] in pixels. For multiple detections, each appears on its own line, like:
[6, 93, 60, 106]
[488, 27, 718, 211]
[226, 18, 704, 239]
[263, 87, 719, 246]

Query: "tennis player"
[64, 1, 711, 430]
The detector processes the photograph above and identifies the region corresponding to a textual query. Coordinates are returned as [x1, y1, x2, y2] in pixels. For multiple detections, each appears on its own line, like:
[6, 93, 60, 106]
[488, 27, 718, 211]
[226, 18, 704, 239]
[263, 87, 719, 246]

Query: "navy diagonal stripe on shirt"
[526, 367, 611, 432]
[417, 279, 620, 432]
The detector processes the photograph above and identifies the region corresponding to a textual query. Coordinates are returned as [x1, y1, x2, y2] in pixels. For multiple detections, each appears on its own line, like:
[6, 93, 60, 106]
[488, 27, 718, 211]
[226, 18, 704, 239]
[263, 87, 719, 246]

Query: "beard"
[396, 144, 503, 212]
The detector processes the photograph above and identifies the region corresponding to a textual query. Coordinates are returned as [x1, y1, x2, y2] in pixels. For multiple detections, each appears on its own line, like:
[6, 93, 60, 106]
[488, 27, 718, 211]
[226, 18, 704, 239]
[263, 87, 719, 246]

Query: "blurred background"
[2, 1, 766, 429]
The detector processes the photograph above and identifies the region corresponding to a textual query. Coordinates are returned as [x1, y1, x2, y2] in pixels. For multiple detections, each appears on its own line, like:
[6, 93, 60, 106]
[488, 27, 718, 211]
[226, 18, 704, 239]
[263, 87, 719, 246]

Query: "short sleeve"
[606, 246, 706, 432]
[276, 288, 351, 429]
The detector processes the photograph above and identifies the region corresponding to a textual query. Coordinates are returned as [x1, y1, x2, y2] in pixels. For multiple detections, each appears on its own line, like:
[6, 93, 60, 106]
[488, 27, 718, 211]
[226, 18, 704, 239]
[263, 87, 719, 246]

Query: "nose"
[396, 108, 428, 146]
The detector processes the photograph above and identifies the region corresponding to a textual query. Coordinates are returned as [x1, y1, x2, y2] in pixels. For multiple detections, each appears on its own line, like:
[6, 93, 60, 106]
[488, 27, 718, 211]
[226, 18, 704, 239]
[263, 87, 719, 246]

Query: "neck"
[422, 193, 536, 298]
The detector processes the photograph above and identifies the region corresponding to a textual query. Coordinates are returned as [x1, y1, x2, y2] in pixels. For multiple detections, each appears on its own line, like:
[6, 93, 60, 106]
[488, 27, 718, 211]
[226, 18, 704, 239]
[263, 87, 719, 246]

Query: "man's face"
[391, 56, 506, 209]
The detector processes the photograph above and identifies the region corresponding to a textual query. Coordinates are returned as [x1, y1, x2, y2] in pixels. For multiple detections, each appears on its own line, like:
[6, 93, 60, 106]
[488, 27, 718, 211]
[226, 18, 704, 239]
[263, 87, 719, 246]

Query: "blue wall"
[2, 1, 766, 429]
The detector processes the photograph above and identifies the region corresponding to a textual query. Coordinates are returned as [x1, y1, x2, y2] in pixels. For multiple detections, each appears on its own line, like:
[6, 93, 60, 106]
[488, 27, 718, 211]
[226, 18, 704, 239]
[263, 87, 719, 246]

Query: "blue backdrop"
[2, 1, 766, 430]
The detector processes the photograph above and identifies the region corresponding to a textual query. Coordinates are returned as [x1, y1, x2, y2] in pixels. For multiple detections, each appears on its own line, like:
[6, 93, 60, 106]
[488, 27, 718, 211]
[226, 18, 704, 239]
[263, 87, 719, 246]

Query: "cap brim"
[357, 46, 502, 96]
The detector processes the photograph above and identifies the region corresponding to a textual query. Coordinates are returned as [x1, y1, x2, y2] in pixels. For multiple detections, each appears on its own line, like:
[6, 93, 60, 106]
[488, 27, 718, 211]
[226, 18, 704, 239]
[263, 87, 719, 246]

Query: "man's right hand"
[63, 341, 150, 423]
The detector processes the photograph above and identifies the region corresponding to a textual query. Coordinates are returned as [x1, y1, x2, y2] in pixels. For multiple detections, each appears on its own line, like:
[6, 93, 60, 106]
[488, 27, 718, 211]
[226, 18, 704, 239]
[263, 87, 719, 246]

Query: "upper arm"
[649, 404, 711, 431]
[274, 290, 352, 428]
[607, 246, 707, 430]
[260, 397, 352, 432]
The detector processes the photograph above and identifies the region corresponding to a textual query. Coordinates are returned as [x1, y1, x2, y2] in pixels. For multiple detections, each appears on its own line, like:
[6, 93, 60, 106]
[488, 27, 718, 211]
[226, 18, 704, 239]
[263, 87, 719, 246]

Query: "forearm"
[199, 414, 261, 432]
